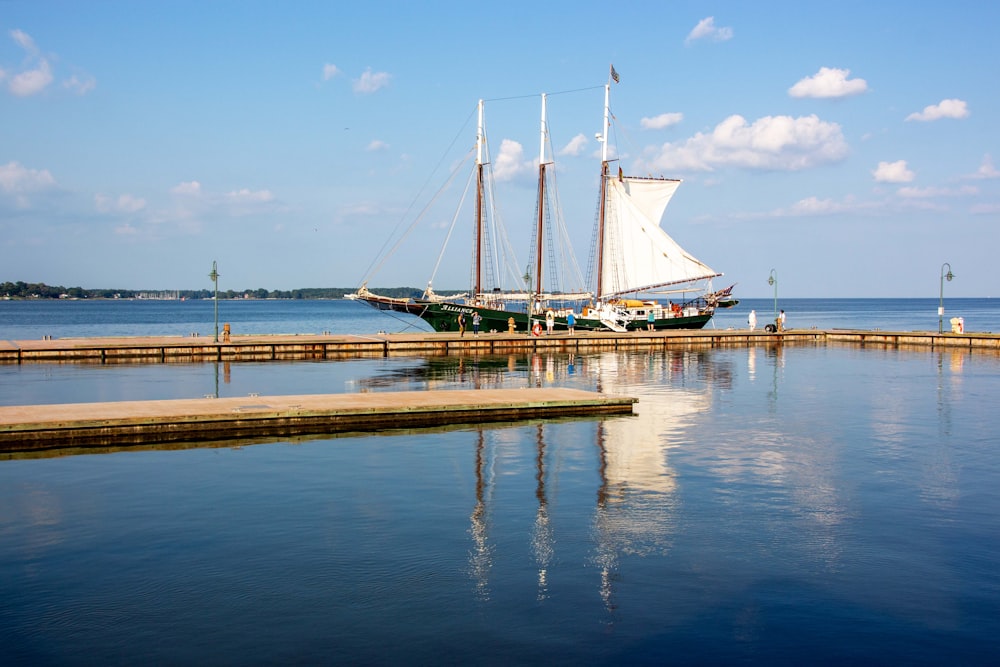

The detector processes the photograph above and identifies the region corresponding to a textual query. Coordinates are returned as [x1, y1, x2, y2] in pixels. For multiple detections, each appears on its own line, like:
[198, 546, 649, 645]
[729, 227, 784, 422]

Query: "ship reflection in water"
[2, 346, 998, 665]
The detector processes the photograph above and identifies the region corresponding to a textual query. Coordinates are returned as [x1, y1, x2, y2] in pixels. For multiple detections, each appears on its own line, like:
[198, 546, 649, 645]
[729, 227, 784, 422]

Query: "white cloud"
[641, 113, 683, 130]
[685, 17, 733, 44]
[872, 160, 914, 183]
[353, 68, 391, 94]
[95, 193, 147, 214]
[558, 133, 588, 156]
[366, 139, 389, 151]
[897, 185, 978, 198]
[10, 29, 37, 54]
[789, 67, 868, 99]
[787, 196, 853, 216]
[171, 181, 202, 196]
[971, 203, 1000, 214]
[905, 98, 969, 122]
[493, 139, 531, 181]
[4, 29, 94, 97]
[9, 58, 52, 97]
[0, 161, 56, 193]
[322, 63, 340, 81]
[226, 188, 274, 203]
[639, 114, 848, 172]
[63, 74, 96, 95]
[970, 154, 1000, 180]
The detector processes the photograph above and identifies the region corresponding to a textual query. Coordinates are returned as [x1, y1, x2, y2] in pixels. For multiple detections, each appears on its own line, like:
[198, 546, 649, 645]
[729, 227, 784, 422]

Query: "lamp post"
[209, 261, 220, 342]
[938, 262, 954, 333]
[768, 269, 778, 326]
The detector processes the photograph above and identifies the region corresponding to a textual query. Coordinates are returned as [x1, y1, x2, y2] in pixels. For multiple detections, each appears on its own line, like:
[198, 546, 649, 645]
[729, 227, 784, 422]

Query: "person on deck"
[545, 310, 555, 334]
[748, 309, 757, 331]
[566, 311, 576, 335]
[472, 311, 481, 336]
[778, 309, 786, 332]
[647, 309, 655, 331]
[457, 313, 466, 337]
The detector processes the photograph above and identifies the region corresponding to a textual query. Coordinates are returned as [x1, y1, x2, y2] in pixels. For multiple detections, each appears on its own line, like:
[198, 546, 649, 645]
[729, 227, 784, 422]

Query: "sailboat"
[348, 70, 736, 332]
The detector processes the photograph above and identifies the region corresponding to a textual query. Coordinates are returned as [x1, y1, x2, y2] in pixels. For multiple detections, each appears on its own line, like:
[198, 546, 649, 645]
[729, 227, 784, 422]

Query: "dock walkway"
[0, 388, 636, 453]
[2, 328, 998, 365]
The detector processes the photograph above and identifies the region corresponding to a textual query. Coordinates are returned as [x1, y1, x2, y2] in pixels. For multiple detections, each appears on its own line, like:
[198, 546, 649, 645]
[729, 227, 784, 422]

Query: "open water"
[1, 299, 999, 665]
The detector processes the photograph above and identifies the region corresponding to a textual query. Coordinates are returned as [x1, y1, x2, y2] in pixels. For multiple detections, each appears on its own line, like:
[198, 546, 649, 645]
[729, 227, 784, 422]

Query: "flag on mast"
[610, 65, 620, 83]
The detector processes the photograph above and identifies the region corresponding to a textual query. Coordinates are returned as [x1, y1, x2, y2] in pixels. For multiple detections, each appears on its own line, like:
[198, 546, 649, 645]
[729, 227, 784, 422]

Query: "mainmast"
[475, 99, 485, 297]
[534, 93, 548, 298]
[595, 83, 611, 300]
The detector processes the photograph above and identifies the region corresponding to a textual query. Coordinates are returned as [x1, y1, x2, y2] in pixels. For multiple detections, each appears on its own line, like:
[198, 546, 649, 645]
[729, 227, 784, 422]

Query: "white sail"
[600, 176, 721, 298]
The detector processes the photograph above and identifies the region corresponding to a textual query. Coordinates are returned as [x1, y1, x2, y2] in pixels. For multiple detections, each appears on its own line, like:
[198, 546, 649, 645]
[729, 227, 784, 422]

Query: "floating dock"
[1, 328, 998, 365]
[0, 388, 636, 453]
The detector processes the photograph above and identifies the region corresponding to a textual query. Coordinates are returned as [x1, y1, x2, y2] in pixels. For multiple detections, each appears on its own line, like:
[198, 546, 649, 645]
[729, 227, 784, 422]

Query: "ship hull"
[362, 298, 713, 333]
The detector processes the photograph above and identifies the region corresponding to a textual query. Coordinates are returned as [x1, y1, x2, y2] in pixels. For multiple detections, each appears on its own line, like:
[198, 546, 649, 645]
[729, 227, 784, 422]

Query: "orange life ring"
[531, 322, 542, 336]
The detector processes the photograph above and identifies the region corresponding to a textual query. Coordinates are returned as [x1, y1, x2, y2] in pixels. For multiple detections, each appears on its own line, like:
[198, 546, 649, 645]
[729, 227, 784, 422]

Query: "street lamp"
[209, 261, 220, 342]
[768, 269, 778, 326]
[938, 262, 954, 333]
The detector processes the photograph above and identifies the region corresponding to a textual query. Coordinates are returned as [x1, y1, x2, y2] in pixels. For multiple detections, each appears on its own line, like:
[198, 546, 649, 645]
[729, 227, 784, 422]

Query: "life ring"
[531, 322, 542, 336]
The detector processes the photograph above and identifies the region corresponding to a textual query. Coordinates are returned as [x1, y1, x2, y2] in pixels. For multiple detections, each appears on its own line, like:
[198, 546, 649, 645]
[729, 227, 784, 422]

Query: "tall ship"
[348, 69, 736, 332]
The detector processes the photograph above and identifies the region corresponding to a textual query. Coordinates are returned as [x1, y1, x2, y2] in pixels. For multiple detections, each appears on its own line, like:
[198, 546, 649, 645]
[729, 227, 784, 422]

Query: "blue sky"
[1, 1, 997, 297]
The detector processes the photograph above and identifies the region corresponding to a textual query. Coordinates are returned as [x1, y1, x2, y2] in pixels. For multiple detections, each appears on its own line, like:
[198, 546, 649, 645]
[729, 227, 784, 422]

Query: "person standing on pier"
[458, 312, 466, 336]
[567, 311, 575, 335]
[778, 309, 786, 332]
[647, 309, 655, 331]
[472, 311, 481, 336]
[748, 309, 757, 331]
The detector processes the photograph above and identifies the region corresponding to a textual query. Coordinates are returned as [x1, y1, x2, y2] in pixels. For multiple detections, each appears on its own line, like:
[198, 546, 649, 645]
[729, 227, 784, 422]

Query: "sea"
[1, 298, 999, 665]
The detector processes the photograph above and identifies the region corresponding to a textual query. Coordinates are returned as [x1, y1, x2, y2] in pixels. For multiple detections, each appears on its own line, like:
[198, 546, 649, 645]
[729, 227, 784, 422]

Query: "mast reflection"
[468, 429, 494, 601]
[531, 424, 553, 601]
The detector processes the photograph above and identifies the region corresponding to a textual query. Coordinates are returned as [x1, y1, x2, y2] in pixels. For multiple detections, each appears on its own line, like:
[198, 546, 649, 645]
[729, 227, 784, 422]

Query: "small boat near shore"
[349, 69, 736, 332]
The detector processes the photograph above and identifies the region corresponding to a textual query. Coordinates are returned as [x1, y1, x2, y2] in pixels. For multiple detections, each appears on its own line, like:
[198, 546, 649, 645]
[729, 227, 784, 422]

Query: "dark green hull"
[409, 300, 712, 333]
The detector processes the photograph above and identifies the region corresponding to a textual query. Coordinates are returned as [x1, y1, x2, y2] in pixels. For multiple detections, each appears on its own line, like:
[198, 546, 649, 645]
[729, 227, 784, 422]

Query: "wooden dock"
[2, 328, 998, 365]
[0, 388, 636, 453]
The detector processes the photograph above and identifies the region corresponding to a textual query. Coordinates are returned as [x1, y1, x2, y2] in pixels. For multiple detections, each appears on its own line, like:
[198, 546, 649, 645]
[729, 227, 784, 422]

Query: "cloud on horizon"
[558, 134, 588, 156]
[641, 113, 684, 130]
[638, 114, 848, 173]
[3, 29, 94, 97]
[493, 139, 532, 181]
[685, 17, 733, 45]
[322, 63, 341, 81]
[872, 160, 914, 183]
[353, 68, 391, 94]
[905, 98, 969, 122]
[789, 67, 868, 99]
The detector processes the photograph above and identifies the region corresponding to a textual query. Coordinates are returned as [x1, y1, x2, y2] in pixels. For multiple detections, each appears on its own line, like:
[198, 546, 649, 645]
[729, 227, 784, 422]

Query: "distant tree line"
[1, 282, 462, 300]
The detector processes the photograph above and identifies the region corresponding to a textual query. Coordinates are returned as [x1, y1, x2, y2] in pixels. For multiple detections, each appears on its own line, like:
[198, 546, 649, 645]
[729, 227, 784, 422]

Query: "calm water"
[1, 297, 999, 340]
[2, 301, 999, 665]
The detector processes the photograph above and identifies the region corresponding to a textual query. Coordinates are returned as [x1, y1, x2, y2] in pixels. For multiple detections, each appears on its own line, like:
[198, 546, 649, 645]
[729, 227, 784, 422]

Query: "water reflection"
[531, 425, 553, 601]
[5, 346, 999, 664]
[590, 351, 713, 614]
[468, 430, 494, 601]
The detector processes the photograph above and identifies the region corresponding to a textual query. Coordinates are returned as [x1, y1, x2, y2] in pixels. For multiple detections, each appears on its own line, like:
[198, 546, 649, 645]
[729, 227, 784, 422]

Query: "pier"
[1, 328, 998, 365]
[0, 388, 636, 453]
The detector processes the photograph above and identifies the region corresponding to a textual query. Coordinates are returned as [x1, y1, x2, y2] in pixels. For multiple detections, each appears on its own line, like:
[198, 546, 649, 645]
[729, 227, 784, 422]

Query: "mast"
[595, 83, 611, 300]
[475, 99, 485, 297]
[534, 93, 547, 298]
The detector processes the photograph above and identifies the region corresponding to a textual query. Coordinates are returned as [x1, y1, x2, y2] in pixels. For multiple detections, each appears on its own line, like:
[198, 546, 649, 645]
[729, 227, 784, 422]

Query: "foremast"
[534, 93, 548, 298]
[475, 99, 485, 298]
[596, 82, 612, 301]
